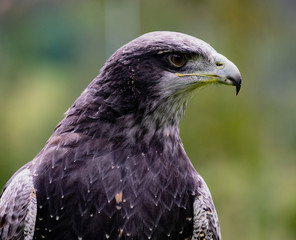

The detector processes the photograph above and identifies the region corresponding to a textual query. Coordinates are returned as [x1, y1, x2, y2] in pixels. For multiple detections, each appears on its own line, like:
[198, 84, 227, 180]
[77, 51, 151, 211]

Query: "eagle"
[0, 31, 241, 240]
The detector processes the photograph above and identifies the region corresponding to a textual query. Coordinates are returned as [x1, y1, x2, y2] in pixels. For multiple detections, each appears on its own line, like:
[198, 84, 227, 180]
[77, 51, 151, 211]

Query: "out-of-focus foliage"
[0, 0, 296, 239]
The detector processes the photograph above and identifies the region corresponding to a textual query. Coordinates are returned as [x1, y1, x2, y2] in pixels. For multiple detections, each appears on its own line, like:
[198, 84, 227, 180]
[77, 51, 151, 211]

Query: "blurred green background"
[0, 0, 296, 239]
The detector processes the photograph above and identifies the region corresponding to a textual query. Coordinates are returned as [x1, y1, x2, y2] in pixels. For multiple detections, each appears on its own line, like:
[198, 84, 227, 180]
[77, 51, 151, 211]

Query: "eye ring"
[168, 54, 187, 68]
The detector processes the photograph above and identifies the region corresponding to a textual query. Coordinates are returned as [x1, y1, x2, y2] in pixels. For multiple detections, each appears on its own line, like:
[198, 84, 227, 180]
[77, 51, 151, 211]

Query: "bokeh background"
[0, 0, 296, 239]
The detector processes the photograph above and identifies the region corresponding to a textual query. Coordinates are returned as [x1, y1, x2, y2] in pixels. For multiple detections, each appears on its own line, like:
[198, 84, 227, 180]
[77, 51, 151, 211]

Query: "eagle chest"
[33, 150, 196, 240]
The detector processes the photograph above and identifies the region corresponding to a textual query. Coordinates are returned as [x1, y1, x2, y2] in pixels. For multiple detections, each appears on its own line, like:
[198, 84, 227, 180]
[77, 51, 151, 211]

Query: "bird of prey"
[0, 31, 241, 240]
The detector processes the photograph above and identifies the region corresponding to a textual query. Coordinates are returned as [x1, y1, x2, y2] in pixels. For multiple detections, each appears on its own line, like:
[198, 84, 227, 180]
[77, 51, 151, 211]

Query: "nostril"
[216, 62, 224, 69]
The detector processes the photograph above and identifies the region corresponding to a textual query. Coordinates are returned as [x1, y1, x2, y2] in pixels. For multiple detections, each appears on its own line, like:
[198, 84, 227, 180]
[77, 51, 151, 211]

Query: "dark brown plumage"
[0, 31, 241, 240]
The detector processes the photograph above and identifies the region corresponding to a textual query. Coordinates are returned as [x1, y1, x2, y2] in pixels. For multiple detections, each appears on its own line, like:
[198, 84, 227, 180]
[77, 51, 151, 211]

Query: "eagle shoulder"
[191, 176, 221, 240]
[0, 168, 37, 240]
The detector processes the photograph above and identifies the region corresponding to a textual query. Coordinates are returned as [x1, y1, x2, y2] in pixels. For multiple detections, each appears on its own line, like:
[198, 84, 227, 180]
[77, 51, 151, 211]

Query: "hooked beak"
[215, 53, 241, 95]
[227, 76, 241, 95]
[176, 53, 242, 95]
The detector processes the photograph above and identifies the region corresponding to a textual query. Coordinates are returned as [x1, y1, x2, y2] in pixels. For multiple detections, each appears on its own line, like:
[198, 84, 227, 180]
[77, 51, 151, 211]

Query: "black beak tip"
[228, 76, 242, 96]
[235, 83, 241, 96]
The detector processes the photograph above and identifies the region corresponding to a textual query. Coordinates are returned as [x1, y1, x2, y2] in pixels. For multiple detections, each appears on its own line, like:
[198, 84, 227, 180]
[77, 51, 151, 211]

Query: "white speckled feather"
[0, 168, 37, 240]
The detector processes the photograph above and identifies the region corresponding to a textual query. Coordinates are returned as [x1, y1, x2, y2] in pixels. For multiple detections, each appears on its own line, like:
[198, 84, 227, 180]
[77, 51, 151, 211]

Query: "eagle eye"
[168, 54, 187, 68]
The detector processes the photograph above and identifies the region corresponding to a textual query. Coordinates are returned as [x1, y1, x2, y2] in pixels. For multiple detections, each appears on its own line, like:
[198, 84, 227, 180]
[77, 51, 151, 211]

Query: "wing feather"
[0, 168, 37, 240]
[191, 176, 221, 240]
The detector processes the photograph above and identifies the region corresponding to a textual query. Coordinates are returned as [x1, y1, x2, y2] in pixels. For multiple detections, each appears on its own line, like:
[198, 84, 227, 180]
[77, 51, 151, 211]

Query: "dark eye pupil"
[172, 55, 182, 64]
